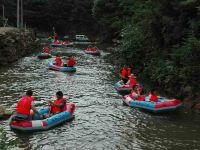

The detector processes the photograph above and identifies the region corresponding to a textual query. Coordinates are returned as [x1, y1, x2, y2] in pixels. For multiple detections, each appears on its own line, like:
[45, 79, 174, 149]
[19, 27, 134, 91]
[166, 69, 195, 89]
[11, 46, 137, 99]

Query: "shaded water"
[0, 47, 200, 150]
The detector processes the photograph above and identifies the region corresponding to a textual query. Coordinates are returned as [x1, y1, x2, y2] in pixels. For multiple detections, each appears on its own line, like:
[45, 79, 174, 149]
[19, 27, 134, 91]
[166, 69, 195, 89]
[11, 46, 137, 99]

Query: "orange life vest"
[16, 96, 34, 115]
[51, 98, 66, 114]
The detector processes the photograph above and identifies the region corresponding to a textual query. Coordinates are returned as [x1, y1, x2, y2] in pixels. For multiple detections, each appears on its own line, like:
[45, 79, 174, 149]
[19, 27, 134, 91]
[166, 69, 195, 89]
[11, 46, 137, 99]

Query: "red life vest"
[120, 68, 128, 78]
[130, 90, 144, 101]
[16, 96, 34, 115]
[129, 76, 137, 86]
[131, 90, 137, 94]
[130, 90, 138, 99]
[149, 93, 158, 102]
[127, 67, 132, 76]
[68, 56, 75, 67]
[87, 48, 91, 51]
[91, 47, 97, 51]
[42, 47, 50, 53]
[55, 56, 62, 67]
[51, 98, 67, 114]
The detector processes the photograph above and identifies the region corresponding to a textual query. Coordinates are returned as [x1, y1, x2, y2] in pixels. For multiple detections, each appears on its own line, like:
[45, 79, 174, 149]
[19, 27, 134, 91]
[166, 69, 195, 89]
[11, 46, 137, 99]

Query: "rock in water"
[0, 105, 13, 119]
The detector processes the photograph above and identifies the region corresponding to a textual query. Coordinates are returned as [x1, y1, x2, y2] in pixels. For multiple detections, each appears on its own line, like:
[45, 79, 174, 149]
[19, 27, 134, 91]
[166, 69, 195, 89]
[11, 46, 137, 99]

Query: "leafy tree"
[95, 0, 200, 99]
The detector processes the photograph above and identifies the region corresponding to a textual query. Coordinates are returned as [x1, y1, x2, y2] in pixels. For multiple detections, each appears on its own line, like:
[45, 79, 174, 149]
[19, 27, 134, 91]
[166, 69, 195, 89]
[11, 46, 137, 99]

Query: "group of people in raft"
[14, 90, 67, 120]
[120, 65, 158, 102]
[13, 44, 94, 120]
[86, 45, 98, 51]
[13, 46, 76, 120]
[42, 46, 76, 67]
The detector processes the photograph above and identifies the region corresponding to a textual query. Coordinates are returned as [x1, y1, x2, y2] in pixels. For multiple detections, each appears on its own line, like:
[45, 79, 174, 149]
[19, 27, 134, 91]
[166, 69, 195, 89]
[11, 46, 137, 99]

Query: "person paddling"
[120, 65, 129, 84]
[15, 90, 42, 120]
[126, 74, 137, 86]
[67, 54, 76, 67]
[149, 89, 158, 102]
[130, 85, 145, 100]
[44, 91, 67, 118]
[127, 66, 132, 76]
[42, 47, 50, 53]
[55, 55, 63, 67]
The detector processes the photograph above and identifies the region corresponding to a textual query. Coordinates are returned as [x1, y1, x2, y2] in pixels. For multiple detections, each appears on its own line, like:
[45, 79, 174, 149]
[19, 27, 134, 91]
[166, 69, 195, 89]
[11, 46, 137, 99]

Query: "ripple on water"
[0, 48, 200, 150]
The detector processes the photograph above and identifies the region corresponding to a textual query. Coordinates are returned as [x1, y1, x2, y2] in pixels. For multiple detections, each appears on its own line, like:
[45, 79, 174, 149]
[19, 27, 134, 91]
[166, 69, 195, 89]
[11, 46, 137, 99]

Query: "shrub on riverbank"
[94, 0, 200, 101]
[0, 128, 21, 150]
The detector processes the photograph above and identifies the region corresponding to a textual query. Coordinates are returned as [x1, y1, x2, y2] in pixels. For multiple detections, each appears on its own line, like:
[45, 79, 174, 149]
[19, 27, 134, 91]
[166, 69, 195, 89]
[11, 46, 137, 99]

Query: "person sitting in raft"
[15, 90, 42, 120]
[120, 65, 129, 84]
[67, 54, 76, 67]
[53, 33, 58, 40]
[127, 66, 132, 76]
[130, 85, 145, 100]
[44, 91, 67, 118]
[126, 74, 137, 86]
[54, 55, 63, 67]
[42, 47, 50, 53]
[149, 89, 158, 102]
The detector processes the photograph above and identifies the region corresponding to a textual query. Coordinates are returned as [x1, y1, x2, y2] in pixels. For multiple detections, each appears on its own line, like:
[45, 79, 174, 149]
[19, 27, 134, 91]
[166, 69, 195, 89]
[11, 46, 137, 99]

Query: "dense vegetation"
[0, 0, 97, 36]
[93, 0, 200, 100]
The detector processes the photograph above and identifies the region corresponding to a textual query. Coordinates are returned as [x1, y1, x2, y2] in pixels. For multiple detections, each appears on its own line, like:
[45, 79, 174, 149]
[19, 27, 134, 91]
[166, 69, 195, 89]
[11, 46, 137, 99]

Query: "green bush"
[0, 128, 21, 150]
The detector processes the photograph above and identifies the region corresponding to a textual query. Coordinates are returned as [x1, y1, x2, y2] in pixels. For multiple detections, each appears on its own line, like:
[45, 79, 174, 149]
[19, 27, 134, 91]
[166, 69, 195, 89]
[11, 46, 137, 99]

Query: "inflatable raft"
[123, 95, 182, 113]
[62, 41, 74, 47]
[85, 48, 100, 56]
[114, 81, 143, 95]
[38, 53, 52, 59]
[48, 62, 76, 72]
[50, 43, 63, 47]
[10, 103, 75, 132]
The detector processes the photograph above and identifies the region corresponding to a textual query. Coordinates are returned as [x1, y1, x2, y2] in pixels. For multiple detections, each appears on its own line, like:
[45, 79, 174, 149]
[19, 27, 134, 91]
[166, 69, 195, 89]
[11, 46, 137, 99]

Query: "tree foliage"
[93, 0, 200, 99]
[0, 0, 97, 36]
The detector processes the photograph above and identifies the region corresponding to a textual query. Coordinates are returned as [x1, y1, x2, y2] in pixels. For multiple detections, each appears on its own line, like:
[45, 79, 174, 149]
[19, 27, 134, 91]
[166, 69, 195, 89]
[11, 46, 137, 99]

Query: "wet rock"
[0, 105, 6, 114]
[0, 105, 13, 119]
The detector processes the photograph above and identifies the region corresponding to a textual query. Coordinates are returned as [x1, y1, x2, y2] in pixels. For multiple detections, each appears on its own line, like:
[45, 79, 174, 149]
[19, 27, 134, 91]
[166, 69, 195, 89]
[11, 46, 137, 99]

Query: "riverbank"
[105, 47, 200, 107]
[0, 27, 40, 66]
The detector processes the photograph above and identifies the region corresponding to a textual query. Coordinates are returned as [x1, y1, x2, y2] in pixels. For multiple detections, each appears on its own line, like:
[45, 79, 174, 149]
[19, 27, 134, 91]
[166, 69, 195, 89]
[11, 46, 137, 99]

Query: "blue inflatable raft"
[114, 81, 143, 95]
[123, 95, 182, 113]
[10, 103, 75, 132]
[48, 62, 76, 72]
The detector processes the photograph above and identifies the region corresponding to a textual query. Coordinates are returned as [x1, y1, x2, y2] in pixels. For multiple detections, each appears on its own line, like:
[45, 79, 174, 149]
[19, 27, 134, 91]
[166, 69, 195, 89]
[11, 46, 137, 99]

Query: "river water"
[0, 47, 200, 150]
